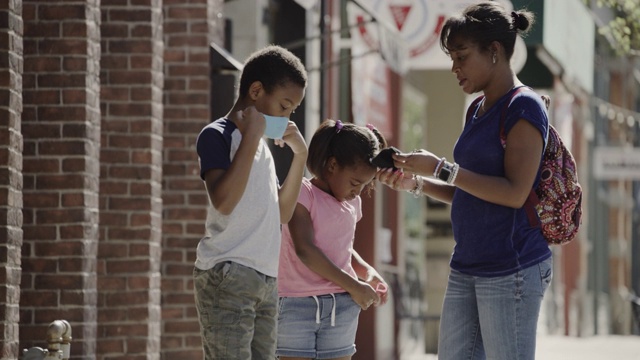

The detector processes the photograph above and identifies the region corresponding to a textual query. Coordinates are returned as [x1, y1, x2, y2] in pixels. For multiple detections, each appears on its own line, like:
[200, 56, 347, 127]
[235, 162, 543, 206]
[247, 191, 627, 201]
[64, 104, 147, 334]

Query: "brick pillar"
[0, 1, 22, 359]
[20, 0, 101, 357]
[98, 0, 163, 359]
[161, 0, 223, 358]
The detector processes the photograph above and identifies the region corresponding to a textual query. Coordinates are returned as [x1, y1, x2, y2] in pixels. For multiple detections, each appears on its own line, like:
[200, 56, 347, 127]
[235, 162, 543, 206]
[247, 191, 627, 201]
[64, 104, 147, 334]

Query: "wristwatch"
[438, 163, 452, 182]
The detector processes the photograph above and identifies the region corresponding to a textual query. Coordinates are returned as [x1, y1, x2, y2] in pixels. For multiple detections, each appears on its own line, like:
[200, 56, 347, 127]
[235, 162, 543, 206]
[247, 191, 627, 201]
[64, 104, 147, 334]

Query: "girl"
[377, 3, 552, 360]
[276, 120, 390, 360]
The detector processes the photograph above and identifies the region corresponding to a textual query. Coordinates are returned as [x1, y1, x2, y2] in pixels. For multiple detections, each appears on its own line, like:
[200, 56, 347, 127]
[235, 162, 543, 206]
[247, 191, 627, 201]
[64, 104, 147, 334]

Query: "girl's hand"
[348, 281, 380, 310]
[366, 273, 389, 306]
[376, 168, 414, 192]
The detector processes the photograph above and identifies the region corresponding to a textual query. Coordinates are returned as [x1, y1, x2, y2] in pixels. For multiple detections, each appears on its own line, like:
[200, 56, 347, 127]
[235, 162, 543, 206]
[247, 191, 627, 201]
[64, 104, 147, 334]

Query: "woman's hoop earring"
[492, 53, 497, 64]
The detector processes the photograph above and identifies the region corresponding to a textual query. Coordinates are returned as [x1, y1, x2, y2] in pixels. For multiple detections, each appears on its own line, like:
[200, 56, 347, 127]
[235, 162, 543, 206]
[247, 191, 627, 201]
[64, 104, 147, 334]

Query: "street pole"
[632, 123, 640, 335]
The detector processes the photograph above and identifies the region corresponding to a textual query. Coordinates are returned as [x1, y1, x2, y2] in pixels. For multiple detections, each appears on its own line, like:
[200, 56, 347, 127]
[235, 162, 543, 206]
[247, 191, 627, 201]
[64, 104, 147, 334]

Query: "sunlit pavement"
[401, 334, 640, 359]
[535, 334, 640, 360]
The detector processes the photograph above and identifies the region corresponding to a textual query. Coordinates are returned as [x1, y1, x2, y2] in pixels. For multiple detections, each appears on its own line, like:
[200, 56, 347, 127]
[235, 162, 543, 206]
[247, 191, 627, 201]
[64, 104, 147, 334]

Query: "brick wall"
[161, 0, 223, 358]
[20, 0, 101, 357]
[98, 0, 164, 359]
[0, 0, 23, 358]
[0, 1, 225, 358]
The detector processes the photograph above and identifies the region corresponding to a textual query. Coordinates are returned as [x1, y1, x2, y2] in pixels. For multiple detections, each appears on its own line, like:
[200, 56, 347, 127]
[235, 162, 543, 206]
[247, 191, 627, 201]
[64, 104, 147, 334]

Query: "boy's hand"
[232, 106, 265, 140]
[274, 121, 307, 155]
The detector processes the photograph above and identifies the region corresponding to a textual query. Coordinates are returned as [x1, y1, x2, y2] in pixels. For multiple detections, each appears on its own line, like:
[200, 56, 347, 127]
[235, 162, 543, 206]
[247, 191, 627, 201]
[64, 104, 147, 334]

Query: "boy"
[194, 45, 308, 359]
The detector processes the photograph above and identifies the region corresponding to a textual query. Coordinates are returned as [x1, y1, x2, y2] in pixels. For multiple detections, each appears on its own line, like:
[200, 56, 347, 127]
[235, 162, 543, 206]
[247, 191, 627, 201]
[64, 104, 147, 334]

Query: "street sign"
[349, 0, 409, 75]
[593, 146, 640, 180]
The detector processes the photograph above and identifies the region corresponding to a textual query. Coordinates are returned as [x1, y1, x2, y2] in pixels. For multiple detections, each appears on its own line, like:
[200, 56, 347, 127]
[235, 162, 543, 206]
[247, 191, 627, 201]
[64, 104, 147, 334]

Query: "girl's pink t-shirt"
[278, 178, 362, 297]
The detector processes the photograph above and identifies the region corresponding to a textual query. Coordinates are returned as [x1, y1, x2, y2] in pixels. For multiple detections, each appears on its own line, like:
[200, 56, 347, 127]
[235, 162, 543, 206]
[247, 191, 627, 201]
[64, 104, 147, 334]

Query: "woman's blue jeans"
[438, 257, 553, 360]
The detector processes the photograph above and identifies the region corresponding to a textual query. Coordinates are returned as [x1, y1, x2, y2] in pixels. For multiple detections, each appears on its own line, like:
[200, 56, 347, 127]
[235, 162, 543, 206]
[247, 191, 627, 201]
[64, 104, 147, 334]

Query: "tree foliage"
[585, 0, 640, 56]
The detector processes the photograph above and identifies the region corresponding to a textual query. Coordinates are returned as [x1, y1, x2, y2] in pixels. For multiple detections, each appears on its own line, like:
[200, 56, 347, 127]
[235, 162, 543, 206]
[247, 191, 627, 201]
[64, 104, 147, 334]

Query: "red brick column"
[161, 0, 223, 358]
[20, 0, 101, 357]
[98, 0, 163, 359]
[0, 1, 23, 359]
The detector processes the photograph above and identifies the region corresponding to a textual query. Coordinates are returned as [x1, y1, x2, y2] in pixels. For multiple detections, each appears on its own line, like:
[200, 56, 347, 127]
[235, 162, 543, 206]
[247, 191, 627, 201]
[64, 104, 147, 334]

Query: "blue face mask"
[262, 114, 289, 139]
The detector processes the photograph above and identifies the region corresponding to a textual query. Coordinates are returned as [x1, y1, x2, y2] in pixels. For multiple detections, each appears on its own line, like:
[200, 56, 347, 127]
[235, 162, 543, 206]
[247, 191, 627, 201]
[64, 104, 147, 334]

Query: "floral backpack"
[466, 87, 582, 245]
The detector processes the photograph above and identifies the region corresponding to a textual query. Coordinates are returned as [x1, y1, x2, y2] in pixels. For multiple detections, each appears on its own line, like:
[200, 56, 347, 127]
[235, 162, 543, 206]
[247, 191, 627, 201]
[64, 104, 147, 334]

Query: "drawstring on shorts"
[330, 293, 336, 326]
[312, 296, 320, 324]
[311, 294, 337, 327]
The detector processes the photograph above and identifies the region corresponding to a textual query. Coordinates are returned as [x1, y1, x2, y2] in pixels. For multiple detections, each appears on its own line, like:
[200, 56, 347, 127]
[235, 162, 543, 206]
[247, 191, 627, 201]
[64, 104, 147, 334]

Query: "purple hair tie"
[366, 123, 376, 131]
[335, 120, 343, 133]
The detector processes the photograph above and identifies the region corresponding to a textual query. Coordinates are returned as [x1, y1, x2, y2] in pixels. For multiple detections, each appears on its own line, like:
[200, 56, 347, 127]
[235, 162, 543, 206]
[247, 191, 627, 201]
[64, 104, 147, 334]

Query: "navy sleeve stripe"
[196, 119, 236, 180]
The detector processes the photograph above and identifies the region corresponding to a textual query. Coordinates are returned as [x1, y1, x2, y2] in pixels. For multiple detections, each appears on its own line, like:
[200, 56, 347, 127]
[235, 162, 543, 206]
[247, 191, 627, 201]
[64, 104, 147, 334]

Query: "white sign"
[350, 1, 409, 74]
[593, 147, 640, 180]
[353, 0, 526, 71]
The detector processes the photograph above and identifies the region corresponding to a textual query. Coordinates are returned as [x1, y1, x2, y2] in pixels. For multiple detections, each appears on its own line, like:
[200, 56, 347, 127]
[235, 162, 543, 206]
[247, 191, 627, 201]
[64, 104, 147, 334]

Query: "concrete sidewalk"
[402, 334, 640, 359]
[536, 334, 640, 360]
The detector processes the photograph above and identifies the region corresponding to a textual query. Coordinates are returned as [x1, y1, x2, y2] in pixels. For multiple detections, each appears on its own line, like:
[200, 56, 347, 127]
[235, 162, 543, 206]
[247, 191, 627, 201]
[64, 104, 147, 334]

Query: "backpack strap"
[524, 190, 540, 226]
[497, 86, 542, 227]
[498, 86, 529, 147]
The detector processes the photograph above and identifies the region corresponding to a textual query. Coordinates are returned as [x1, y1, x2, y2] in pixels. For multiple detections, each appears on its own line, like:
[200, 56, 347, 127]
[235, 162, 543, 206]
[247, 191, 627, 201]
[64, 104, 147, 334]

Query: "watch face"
[371, 147, 400, 169]
[438, 166, 451, 181]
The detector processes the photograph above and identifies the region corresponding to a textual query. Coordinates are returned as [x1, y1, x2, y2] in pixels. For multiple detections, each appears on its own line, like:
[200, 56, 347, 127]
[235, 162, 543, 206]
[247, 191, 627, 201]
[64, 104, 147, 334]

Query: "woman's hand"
[377, 150, 457, 203]
[391, 149, 440, 177]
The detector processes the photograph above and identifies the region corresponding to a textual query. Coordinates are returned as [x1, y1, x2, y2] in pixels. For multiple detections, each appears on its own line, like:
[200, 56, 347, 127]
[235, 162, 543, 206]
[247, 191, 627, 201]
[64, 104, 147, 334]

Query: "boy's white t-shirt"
[278, 177, 362, 297]
[195, 118, 281, 277]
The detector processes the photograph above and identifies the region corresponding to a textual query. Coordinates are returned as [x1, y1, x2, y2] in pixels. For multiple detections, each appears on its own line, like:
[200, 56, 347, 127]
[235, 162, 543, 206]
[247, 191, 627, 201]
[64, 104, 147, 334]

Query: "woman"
[377, 2, 552, 359]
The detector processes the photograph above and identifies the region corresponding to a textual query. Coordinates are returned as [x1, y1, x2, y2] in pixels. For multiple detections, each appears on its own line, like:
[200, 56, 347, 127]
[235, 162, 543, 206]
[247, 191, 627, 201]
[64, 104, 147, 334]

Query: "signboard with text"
[593, 147, 640, 180]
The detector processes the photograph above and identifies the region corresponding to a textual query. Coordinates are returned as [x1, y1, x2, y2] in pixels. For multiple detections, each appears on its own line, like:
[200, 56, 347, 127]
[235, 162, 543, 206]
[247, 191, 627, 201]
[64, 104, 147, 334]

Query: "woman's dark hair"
[307, 120, 387, 190]
[439, 2, 535, 60]
[238, 45, 308, 98]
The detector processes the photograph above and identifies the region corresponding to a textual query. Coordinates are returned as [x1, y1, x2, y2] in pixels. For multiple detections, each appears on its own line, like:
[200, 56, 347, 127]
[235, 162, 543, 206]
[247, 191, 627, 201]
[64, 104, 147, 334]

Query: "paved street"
[403, 334, 640, 359]
[535, 334, 640, 360]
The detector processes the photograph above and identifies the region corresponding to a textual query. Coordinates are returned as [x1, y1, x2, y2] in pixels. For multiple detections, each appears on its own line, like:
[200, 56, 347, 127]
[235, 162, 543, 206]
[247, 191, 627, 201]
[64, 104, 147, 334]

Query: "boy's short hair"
[238, 45, 307, 98]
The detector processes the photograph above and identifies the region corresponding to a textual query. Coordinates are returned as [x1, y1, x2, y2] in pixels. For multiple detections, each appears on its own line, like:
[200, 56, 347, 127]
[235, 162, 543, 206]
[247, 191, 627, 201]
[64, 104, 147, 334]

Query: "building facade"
[1, 1, 638, 360]
[1, 0, 225, 358]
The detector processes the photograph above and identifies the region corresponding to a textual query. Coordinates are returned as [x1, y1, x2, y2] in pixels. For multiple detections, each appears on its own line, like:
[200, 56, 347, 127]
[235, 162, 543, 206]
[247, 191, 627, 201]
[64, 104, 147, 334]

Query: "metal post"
[60, 320, 72, 360]
[633, 131, 640, 335]
[45, 320, 65, 359]
[21, 320, 71, 360]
